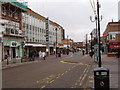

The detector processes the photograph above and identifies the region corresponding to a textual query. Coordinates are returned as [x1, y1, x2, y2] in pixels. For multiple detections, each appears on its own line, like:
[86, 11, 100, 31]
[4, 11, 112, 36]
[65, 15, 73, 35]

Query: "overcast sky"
[24, 0, 119, 42]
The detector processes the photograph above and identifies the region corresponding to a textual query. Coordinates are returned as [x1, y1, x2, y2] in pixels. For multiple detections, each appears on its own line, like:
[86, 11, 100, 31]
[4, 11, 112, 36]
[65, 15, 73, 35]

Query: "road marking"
[61, 73, 64, 76]
[49, 80, 54, 83]
[65, 71, 68, 73]
[89, 80, 93, 83]
[41, 85, 46, 88]
[36, 81, 39, 83]
[72, 64, 91, 88]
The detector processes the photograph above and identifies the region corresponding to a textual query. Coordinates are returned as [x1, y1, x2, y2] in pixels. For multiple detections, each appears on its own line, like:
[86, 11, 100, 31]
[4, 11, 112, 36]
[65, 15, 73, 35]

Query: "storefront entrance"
[12, 47, 16, 59]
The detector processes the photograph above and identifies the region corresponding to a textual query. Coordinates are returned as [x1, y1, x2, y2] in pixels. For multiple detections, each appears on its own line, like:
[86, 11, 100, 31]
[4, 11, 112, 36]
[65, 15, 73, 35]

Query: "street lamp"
[90, 32, 93, 52]
[97, 0, 102, 67]
[67, 35, 69, 55]
[67, 35, 69, 48]
[90, 15, 98, 44]
[85, 34, 88, 54]
[55, 28, 57, 57]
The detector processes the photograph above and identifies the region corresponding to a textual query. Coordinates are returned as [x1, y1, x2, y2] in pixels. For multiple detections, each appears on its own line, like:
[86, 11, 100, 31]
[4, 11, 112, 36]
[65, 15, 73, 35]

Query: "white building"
[24, 8, 64, 57]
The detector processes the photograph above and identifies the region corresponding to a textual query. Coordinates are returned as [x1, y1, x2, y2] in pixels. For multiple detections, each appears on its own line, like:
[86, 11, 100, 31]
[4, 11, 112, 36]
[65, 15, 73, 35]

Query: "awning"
[25, 44, 46, 47]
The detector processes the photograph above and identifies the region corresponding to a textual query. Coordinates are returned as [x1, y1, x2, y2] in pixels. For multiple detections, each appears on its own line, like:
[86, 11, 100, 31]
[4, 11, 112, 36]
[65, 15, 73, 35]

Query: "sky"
[24, 0, 119, 42]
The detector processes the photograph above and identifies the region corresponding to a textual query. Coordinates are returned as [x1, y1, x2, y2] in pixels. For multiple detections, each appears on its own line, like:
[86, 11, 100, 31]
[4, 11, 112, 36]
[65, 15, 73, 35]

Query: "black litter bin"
[94, 67, 110, 90]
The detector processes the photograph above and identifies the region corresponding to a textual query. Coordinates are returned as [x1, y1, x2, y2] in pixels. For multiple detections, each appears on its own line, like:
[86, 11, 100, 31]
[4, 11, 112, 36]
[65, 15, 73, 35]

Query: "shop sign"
[110, 45, 120, 49]
[10, 41, 18, 47]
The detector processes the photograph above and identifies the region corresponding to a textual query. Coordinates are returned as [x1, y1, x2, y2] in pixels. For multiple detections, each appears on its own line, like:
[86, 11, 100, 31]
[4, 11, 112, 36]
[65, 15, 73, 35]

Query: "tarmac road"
[2, 52, 96, 89]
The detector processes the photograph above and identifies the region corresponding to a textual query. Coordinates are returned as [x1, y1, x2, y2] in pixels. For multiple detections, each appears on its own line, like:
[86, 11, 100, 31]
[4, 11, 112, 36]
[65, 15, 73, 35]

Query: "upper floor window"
[9, 10, 13, 17]
[2, 6, 6, 15]
[109, 34, 116, 40]
[14, 12, 18, 19]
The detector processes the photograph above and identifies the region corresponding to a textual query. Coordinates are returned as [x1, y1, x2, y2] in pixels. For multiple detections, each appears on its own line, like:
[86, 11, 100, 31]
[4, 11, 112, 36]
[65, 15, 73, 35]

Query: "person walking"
[82, 49, 85, 55]
[31, 52, 35, 61]
[42, 52, 46, 60]
[39, 51, 42, 60]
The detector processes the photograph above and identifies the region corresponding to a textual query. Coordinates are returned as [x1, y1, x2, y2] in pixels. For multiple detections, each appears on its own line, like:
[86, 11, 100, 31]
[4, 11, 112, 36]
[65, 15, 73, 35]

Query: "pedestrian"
[82, 50, 85, 55]
[89, 51, 94, 58]
[32, 52, 35, 61]
[42, 52, 46, 60]
[39, 51, 42, 60]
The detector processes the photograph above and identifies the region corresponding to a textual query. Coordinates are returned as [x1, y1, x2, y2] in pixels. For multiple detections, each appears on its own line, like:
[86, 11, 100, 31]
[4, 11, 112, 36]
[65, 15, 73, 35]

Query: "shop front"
[108, 42, 120, 57]
[4, 39, 23, 60]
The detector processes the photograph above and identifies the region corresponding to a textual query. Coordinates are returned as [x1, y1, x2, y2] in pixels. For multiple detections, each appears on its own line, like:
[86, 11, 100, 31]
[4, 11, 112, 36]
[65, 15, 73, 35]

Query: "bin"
[94, 67, 110, 90]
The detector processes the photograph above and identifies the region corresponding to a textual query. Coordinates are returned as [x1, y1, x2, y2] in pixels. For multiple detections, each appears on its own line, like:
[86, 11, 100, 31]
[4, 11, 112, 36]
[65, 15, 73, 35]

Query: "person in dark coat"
[82, 50, 85, 55]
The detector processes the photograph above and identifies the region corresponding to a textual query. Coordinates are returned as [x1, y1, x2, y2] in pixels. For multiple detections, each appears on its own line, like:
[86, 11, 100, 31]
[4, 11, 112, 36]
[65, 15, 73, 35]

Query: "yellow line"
[89, 80, 93, 83]
[49, 80, 54, 83]
[41, 85, 46, 88]
[61, 73, 64, 76]
[65, 71, 68, 73]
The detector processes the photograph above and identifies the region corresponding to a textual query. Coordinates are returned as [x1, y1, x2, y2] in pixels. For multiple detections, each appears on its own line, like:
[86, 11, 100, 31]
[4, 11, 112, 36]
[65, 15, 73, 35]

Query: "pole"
[67, 35, 68, 48]
[90, 33, 93, 52]
[97, 0, 101, 67]
[95, 15, 98, 44]
[46, 17, 50, 56]
[56, 28, 57, 57]
[86, 34, 88, 54]
[67, 35, 69, 55]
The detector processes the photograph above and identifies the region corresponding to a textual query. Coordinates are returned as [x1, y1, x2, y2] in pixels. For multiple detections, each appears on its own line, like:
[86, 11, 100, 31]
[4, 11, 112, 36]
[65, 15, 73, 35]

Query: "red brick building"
[102, 22, 120, 56]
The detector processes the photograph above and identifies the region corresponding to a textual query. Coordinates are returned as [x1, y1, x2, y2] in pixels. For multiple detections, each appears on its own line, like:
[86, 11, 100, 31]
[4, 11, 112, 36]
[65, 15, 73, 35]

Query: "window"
[109, 34, 116, 40]
[14, 12, 18, 19]
[6, 28, 10, 34]
[9, 10, 13, 17]
[15, 29, 19, 34]
[11, 29, 14, 34]
[2, 6, 6, 15]
[26, 24, 29, 29]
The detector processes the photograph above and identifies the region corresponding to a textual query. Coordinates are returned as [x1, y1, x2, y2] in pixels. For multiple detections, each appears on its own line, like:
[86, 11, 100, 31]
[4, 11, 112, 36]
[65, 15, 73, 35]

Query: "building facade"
[0, 0, 27, 61]
[24, 8, 65, 58]
[102, 22, 120, 55]
[0, 0, 65, 61]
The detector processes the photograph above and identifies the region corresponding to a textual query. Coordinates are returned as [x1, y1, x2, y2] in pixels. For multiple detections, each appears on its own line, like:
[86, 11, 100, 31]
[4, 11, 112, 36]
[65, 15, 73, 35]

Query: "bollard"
[94, 67, 110, 90]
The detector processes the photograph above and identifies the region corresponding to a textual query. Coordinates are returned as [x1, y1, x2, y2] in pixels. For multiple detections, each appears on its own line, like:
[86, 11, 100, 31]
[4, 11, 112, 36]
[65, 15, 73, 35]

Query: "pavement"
[86, 54, 119, 89]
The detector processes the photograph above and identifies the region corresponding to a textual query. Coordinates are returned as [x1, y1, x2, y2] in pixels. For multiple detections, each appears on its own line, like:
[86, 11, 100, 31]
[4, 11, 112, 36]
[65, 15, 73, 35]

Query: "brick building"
[102, 22, 120, 56]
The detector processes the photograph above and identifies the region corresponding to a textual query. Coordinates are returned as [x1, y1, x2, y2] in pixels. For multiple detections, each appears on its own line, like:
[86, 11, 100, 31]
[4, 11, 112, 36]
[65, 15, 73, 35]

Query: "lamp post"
[55, 28, 57, 57]
[67, 35, 69, 55]
[85, 34, 88, 54]
[90, 32, 93, 52]
[46, 17, 50, 56]
[67, 35, 69, 48]
[97, 0, 101, 67]
[90, 15, 98, 43]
